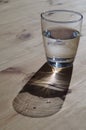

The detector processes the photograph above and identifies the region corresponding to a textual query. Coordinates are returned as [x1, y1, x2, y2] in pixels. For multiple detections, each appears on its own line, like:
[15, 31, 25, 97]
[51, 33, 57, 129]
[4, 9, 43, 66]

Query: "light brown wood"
[0, 0, 86, 130]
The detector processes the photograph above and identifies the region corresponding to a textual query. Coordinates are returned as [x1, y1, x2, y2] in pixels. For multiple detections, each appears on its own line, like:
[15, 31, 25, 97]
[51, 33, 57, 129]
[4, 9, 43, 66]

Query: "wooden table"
[0, 0, 86, 130]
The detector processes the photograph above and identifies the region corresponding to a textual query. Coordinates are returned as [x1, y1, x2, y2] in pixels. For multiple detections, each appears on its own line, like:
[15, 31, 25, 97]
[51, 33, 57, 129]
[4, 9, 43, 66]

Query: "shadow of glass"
[13, 63, 73, 117]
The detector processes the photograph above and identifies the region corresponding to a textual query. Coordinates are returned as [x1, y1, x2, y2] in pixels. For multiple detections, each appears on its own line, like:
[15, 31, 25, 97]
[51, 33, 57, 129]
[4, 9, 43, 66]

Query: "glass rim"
[41, 10, 83, 24]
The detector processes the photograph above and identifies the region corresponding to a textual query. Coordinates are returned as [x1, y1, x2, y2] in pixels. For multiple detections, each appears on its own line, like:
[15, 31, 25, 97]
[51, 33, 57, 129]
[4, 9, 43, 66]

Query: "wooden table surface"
[0, 0, 86, 130]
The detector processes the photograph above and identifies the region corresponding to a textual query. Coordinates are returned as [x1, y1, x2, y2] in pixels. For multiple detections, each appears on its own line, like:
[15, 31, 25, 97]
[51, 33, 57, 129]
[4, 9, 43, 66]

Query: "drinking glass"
[41, 10, 83, 69]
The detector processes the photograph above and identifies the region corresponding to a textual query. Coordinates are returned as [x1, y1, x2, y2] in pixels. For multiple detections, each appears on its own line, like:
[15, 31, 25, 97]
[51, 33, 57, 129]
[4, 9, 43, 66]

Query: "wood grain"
[0, 0, 86, 130]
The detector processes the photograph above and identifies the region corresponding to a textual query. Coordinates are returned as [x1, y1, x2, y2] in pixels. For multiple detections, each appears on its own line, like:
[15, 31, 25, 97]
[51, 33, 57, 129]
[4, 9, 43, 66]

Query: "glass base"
[47, 57, 73, 68]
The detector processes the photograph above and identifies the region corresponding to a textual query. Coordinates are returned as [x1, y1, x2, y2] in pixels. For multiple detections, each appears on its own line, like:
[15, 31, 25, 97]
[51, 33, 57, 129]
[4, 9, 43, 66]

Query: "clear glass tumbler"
[41, 10, 83, 68]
